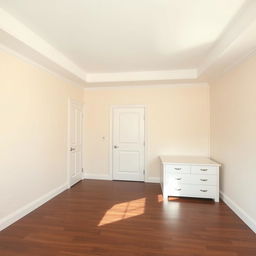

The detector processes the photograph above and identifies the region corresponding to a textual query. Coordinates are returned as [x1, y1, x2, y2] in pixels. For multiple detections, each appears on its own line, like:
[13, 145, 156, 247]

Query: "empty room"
[0, 0, 256, 255]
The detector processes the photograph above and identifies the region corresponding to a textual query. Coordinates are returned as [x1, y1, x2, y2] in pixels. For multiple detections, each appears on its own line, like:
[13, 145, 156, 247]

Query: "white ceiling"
[1, 0, 256, 87]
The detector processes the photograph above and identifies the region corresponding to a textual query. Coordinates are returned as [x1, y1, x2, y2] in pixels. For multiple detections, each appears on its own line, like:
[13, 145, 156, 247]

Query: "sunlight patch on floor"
[158, 194, 181, 202]
[98, 198, 146, 226]
[157, 194, 163, 202]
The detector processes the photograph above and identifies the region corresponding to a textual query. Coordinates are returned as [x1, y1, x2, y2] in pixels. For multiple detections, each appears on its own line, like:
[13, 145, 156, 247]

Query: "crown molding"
[0, 43, 84, 89]
[2, 4, 256, 86]
[86, 69, 198, 83]
[0, 8, 87, 83]
[84, 82, 209, 90]
[0, 8, 199, 84]
[199, 0, 256, 79]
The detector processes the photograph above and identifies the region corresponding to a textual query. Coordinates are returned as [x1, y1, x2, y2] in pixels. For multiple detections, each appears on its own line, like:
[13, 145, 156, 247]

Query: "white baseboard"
[220, 191, 256, 233]
[145, 177, 160, 183]
[0, 183, 68, 231]
[84, 173, 112, 180]
[84, 173, 160, 183]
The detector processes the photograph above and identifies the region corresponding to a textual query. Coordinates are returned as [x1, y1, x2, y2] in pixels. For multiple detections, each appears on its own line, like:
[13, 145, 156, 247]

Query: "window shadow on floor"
[0, 180, 255, 256]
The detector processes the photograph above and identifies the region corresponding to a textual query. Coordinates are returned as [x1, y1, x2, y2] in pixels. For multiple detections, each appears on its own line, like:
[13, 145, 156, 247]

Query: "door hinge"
[82, 168, 84, 173]
[143, 169, 145, 174]
[143, 141, 145, 146]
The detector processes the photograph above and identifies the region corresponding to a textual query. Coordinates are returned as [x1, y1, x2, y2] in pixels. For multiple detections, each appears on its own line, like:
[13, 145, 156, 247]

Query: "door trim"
[67, 98, 84, 188]
[109, 105, 147, 182]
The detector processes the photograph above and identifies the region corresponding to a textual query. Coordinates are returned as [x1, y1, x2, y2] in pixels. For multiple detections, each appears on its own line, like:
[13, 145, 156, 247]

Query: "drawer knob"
[200, 189, 208, 192]
[176, 178, 182, 180]
[200, 179, 208, 182]
[176, 188, 182, 191]
[200, 168, 208, 171]
[174, 168, 182, 170]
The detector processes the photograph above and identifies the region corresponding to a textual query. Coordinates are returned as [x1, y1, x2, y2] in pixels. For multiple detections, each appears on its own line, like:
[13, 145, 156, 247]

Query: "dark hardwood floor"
[0, 180, 255, 256]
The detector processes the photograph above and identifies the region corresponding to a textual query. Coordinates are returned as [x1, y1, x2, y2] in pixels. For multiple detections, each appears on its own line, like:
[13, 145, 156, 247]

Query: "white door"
[68, 100, 83, 186]
[112, 107, 145, 181]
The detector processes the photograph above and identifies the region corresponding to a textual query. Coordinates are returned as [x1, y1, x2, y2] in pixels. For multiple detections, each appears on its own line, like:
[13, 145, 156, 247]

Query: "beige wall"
[210, 55, 256, 225]
[0, 50, 83, 220]
[84, 85, 210, 179]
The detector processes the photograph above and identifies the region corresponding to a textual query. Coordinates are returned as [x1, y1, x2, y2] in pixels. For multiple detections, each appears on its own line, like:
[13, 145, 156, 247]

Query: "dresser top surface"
[160, 156, 221, 166]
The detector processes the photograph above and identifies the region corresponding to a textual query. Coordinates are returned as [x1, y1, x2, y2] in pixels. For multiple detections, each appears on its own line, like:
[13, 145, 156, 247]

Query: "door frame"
[67, 98, 84, 188]
[109, 105, 148, 182]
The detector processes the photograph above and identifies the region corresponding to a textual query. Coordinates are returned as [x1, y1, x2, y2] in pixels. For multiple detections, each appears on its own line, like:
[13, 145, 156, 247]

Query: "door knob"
[70, 147, 75, 151]
[114, 145, 119, 149]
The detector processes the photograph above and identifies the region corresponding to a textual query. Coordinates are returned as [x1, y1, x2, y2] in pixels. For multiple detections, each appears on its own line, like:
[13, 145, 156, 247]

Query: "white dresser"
[160, 156, 220, 202]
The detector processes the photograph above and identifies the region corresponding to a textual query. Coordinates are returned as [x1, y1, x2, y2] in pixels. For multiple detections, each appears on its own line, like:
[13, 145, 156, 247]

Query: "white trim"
[109, 107, 113, 180]
[146, 177, 160, 183]
[86, 69, 197, 83]
[216, 45, 256, 80]
[0, 183, 68, 231]
[144, 105, 149, 184]
[220, 191, 256, 233]
[84, 83, 209, 90]
[84, 173, 112, 180]
[84, 173, 161, 183]
[82, 104, 86, 180]
[67, 99, 71, 188]
[110, 105, 147, 182]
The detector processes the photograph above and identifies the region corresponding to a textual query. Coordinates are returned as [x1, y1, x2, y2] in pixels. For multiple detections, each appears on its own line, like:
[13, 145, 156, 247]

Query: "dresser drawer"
[168, 184, 216, 199]
[165, 164, 190, 174]
[167, 173, 217, 186]
[186, 175, 217, 185]
[167, 173, 190, 185]
[191, 166, 217, 175]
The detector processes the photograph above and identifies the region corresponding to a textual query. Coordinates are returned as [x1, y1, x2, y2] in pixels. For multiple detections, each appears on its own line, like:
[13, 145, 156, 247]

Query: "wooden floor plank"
[0, 180, 255, 256]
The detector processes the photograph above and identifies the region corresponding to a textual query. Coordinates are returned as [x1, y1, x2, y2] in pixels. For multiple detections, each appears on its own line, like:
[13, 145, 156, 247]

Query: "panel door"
[69, 100, 83, 186]
[113, 107, 145, 181]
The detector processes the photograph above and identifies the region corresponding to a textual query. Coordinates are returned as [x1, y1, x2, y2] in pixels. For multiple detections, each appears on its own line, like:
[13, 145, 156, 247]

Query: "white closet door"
[112, 107, 145, 181]
[68, 100, 83, 186]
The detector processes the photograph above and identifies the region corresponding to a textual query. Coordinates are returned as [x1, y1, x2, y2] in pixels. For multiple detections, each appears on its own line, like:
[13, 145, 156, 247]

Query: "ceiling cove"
[1, 0, 256, 87]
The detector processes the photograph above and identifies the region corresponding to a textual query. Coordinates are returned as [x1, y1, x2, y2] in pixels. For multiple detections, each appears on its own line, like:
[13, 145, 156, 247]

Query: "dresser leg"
[163, 194, 169, 201]
[215, 186, 220, 202]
